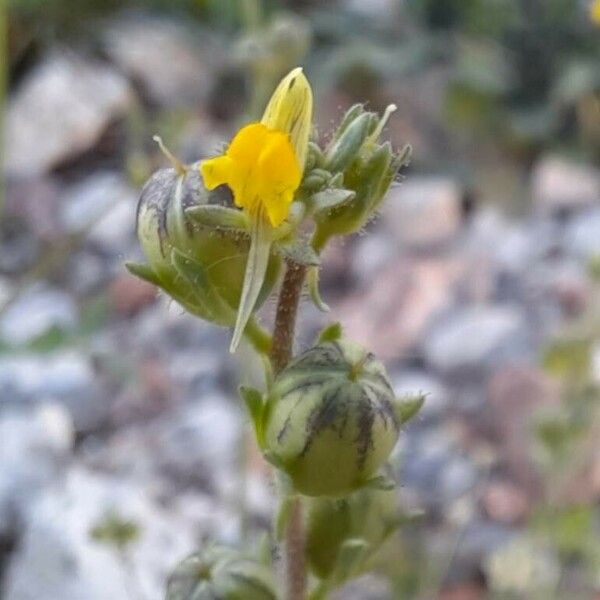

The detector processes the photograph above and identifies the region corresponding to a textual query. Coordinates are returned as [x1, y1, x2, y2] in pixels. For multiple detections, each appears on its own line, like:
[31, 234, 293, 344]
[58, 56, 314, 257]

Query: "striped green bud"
[130, 162, 281, 328]
[306, 488, 400, 581]
[263, 338, 401, 497]
[166, 546, 277, 600]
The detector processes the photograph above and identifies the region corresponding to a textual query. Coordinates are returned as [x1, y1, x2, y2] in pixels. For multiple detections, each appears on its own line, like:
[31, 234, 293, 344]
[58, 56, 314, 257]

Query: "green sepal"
[397, 143, 412, 168]
[239, 385, 265, 446]
[317, 322, 343, 344]
[125, 261, 162, 286]
[262, 450, 286, 471]
[256, 532, 273, 567]
[325, 112, 373, 173]
[274, 495, 295, 542]
[332, 538, 370, 583]
[328, 172, 344, 188]
[312, 189, 355, 214]
[185, 204, 249, 231]
[333, 103, 365, 140]
[308, 266, 330, 312]
[171, 248, 233, 323]
[363, 474, 396, 491]
[395, 393, 426, 425]
[302, 168, 331, 192]
[306, 141, 325, 171]
[229, 216, 272, 353]
[277, 240, 320, 267]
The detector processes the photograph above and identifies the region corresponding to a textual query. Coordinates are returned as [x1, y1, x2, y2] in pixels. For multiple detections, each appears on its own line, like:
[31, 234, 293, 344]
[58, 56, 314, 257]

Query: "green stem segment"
[269, 260, 308, 600]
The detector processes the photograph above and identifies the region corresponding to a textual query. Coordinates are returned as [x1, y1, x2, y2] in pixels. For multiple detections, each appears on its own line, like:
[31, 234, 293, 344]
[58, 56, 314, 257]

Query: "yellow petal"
[257, 131, 301, 226]
[201, 155, 233, 190]
[227, 123, 270, 162]
[261, 67, 313, 172]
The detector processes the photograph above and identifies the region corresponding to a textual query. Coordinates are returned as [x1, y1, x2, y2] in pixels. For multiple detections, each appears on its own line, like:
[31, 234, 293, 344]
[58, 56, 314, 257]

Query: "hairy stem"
[270, 260, 307, 600]
[285, 496, 307, 600]
[270, 260, 306, 375]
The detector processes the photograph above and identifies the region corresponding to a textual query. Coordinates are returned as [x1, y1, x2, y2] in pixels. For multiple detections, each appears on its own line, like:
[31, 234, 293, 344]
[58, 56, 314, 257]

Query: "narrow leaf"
[308, 266, 330, 312]
[239, 385, 264, 444]
[364, 474, 396, 491]
[395, 393, 426, 425]
[125, 262, 162, 286]
[317, 322, 343, 344]
[312, 188, 355, 214]
[334, 539, 369, 583]
[186, 205, 248, 231]
[230, 217, 272, 353]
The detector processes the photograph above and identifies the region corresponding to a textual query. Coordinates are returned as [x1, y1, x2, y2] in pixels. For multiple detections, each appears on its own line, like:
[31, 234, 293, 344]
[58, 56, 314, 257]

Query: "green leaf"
[333, 538, 369, 583]
[326, 112, 373, 173]
[125, 262, 162, 286]
[171, 249, 236, 323]
[90, 511, 140, 551]
[364, 474, 396, 491]
[317, 322, 343, 344]
[308, 266, 330, 312]
[239, 385, 264, 445]
[186, 205, 248, 231]
[312, 189, 355, 214]
[395, 393, 426, 425]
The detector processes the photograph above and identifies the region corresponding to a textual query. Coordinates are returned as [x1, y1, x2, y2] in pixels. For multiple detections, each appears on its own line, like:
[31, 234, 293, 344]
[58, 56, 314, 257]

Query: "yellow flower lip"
[200, 67, 313, 228]
[201, 122, 301, 227]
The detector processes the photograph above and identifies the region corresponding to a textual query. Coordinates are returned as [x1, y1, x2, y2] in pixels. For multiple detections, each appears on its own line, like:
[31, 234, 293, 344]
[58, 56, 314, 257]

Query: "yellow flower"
[591, 0, 600, 24]
[202, 67, 312, 227]
[200, 67, 313, 352]
[201, 123, 301, 227]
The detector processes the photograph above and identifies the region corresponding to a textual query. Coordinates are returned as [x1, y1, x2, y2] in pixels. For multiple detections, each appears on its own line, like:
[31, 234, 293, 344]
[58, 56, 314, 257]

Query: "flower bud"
[311, 103, 409, 251]
[305, 488, 400, 581]
[132, 162, 281, 327]
[263, 337, 401, 496]
[166, 546, 277, 600]
[324, 111, 375, 174]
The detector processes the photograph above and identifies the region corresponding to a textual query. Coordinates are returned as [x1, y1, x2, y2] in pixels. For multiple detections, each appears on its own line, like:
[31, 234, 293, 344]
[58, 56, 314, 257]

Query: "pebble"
[532, 155, 600, 214]
[103, 16, 213, 108]
[2, 467, 196, 600]
[0, 403, 73, 537]
[565, 206, 600, 261]
[0, 285, 77, 345]
[61, 172, 137, 253]
[0, 351, 106, 433]
[382, 176, 463, 250]
[423, 305, 532, 377]
[5, 52, 133, 177]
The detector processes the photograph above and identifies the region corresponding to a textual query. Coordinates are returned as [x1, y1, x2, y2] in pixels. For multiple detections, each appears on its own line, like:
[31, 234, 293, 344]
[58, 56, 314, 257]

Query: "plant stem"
[285, 496, 307, 600]
[270, 260, 306, 375]
[270, 259, 307, 600]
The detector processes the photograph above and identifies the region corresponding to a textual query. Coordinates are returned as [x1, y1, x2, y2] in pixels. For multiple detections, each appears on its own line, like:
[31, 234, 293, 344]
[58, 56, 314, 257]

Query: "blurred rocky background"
[1, 0, 600, 598]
